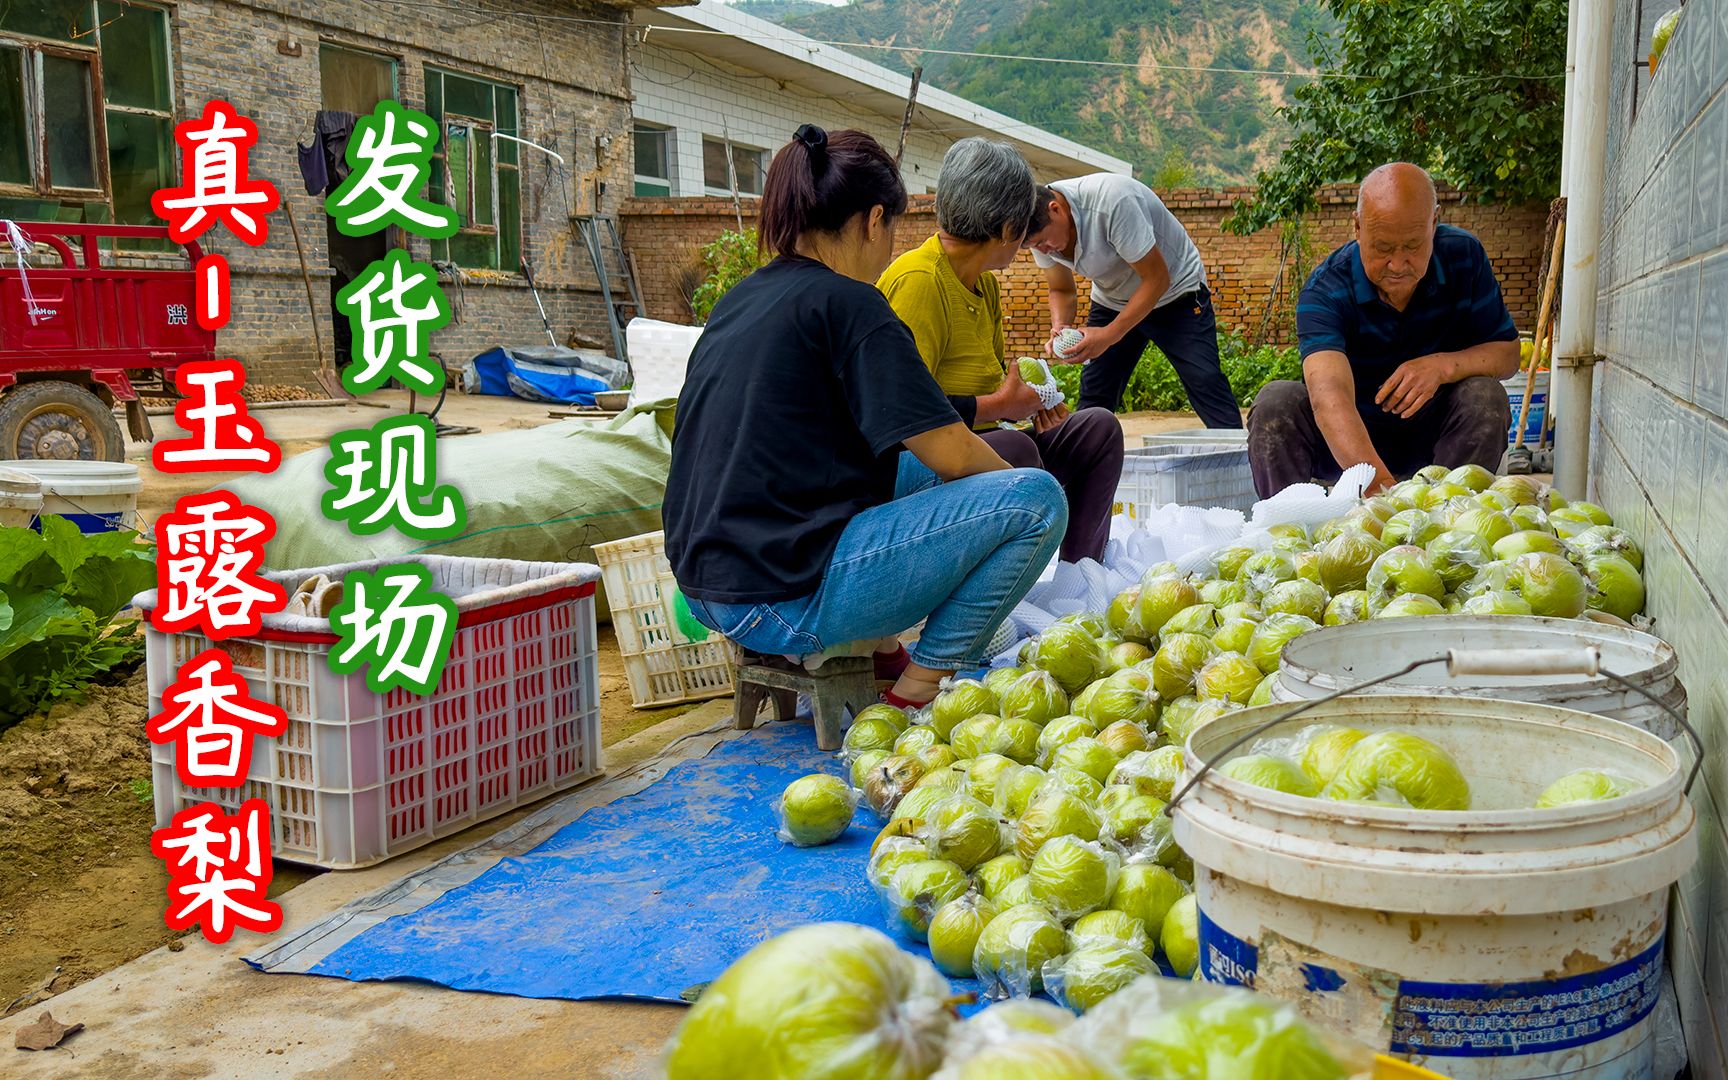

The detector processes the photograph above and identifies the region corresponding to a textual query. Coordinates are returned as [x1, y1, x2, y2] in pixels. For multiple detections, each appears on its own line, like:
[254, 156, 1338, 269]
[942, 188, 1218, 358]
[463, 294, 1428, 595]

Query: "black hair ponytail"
[760, 125, 907, 259]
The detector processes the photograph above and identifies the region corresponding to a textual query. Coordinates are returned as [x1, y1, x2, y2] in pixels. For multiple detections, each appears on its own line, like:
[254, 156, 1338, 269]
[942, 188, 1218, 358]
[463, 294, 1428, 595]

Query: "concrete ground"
[0, 701, 733, 1080]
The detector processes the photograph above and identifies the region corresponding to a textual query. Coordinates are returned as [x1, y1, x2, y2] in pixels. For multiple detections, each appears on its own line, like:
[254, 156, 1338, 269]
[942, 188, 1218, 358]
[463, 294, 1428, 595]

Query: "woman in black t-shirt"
[663, 126, 1069, 708]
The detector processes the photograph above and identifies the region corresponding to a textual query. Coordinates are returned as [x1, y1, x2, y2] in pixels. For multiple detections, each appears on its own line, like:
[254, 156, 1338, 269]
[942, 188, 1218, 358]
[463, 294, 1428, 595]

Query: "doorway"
[317, 44, 397, 367]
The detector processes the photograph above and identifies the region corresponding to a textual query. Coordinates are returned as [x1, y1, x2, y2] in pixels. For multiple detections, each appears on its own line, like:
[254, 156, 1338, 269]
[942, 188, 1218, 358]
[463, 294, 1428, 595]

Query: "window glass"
[734, 148, 764, 196]
[43, 53, 99, 192]
[428, 68, 518, 270]
[704, 138, 764, 195]
[703, 138, 728, 191]
[635, 127, 667, 181]
[105, 110, 170, 224]
[498, 168, 520, 270]
[0, 1, 95, 42]
[99, 3, 171, 111]
[443, 73, 494, 122]
[0, 47, 28, 187]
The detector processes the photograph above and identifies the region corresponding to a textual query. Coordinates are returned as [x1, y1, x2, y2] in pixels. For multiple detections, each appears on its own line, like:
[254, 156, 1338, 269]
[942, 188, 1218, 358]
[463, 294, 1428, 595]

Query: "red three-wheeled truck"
[0, 221, 214, 461]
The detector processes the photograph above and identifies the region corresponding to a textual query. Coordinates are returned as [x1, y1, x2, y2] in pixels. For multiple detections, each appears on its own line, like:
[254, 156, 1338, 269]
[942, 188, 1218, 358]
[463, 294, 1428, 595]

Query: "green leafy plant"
[1224, 0, 1566, 233]
[129, 779, 153, 804]
[689, 229, 765, 323]
[0, 517, 156, 730]
[1050, 334, 1303, 414]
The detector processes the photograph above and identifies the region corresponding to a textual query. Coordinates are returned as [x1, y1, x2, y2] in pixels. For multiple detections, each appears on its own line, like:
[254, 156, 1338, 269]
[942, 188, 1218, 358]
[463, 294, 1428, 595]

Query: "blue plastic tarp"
[284, 719, 983, 1004]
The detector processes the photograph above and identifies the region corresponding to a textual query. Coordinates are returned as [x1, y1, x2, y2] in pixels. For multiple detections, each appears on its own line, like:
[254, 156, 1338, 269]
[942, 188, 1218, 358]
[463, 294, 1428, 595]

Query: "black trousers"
[1080, 288, 1243, 429]
[1246, 376, 1512, 497]
[978, 407, 1124, 564]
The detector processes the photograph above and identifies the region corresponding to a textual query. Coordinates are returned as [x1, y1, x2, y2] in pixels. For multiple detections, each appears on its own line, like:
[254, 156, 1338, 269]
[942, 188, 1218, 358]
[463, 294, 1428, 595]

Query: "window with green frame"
[425, 67, 520, 272]
[0, 1, 174, 249]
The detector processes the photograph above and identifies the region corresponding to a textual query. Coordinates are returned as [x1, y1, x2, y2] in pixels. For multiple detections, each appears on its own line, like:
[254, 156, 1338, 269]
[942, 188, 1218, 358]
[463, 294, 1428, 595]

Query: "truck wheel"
[0, 381, 127, 462]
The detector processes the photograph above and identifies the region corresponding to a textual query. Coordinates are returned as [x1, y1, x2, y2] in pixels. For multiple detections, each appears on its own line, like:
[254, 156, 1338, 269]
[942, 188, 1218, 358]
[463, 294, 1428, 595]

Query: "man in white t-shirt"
[1024, 175, 1242, 428]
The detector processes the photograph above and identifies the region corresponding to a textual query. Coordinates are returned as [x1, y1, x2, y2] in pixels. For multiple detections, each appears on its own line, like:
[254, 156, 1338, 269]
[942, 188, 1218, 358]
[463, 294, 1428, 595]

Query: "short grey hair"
[935, 138, 1037, 244]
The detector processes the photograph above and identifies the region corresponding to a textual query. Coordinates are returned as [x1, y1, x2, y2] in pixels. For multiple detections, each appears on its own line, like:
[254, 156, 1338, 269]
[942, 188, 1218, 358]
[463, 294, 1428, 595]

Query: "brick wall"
[1589, 0, 1728, 1074]
[167, 0, 640, 387]
[621, 187, 1547, 352]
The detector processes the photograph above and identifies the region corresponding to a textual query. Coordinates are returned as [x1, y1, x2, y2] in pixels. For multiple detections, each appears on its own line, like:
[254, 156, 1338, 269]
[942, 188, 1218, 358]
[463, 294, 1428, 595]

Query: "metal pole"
[895, 66, 923, 168]
[1551, 0, 1612, 497]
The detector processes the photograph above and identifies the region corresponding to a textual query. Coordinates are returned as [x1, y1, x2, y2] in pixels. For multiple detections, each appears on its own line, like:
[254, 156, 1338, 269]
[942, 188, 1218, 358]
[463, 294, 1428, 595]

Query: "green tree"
[1225, 0, 1566, 233]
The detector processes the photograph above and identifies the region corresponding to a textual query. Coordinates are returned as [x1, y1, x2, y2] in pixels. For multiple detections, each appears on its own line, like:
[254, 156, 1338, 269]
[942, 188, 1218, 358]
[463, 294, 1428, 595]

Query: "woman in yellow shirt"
[879, 138, 1124, 563]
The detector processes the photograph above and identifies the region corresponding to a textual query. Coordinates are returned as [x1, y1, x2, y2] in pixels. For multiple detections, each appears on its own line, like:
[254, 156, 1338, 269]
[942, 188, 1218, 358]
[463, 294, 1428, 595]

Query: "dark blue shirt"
[1296, 224, 1518, 412]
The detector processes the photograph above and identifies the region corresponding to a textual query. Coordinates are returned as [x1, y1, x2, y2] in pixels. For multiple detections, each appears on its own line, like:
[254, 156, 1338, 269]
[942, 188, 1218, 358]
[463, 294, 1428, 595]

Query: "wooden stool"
[732, 653, 877, 751]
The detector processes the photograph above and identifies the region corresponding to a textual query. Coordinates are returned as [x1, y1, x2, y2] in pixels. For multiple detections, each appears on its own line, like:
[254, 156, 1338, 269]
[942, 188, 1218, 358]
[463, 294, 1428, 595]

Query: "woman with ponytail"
[664, 126, 1068, 708]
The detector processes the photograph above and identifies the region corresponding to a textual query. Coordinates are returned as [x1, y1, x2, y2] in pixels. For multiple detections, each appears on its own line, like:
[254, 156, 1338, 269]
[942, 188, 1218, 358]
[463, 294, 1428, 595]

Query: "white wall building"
[630, 0, 1130, 199]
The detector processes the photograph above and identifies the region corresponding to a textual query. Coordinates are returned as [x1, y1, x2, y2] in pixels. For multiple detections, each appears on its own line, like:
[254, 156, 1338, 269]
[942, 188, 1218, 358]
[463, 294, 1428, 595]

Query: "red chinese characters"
[151, 100, 280, 246]
[148, 651, 288, 787]
[153, 491, 287, 638]
[151, 800, 283, 943]
[152, 360, 281, 473]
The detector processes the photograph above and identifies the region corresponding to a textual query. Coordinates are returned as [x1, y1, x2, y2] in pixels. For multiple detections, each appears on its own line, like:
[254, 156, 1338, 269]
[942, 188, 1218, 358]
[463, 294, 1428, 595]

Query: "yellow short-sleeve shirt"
[877, 234, 1007, 426]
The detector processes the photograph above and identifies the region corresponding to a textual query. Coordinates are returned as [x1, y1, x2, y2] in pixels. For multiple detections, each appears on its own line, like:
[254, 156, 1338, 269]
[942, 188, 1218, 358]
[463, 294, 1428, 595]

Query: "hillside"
[766, 0, 1330, 185]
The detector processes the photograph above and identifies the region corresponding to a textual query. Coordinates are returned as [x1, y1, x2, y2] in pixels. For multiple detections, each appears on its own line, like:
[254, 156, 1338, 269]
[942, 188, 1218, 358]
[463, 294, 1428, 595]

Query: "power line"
[362, 0, 1566, 86]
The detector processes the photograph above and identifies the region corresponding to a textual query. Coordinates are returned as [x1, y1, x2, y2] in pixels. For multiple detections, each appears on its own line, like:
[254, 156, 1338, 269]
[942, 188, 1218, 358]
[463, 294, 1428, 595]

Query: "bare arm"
[973, 360, 1043, 424]
[904, 422, 1013, 482]
[1305, 350, 1396, 493]
[1376, 340, 1521, 418]
[1044, 264, 1079, 352]
[1060, 248, 1171, 364]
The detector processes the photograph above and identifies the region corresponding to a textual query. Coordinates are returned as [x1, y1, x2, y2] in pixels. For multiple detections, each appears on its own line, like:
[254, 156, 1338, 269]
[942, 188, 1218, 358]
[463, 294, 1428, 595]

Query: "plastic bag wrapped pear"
[1535, 768, 1642, 808]
[929, 679, 998, 739]
[1321, 731, 1472, 810]
[1028, 835, 1121, 920]
[1218, 753, 1320, 798]
[1110, 745, 1185, 802]
[1044, 940, 1159, 1012]
[1072, 975, 1366, 1080]
[774, 774, 858, 846]
[972, 902, 1069, 999]
[927, 891, 998, 977]
[663, 923, 954, 1080]
[919, 794, 1004, 870]
[877, 858, 970, 940]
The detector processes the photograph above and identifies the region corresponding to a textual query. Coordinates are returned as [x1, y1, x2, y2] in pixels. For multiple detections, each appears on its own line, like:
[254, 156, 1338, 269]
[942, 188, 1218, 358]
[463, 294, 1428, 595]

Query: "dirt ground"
[0, 625, 707, 1016]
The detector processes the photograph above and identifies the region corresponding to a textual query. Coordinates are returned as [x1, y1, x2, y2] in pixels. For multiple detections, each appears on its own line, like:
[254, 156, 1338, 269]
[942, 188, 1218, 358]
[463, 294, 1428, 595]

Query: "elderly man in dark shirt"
[1248, 163, 1518, 497]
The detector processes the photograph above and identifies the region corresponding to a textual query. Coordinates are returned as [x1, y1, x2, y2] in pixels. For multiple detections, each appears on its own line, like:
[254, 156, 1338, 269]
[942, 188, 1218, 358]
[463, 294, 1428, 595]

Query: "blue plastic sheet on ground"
[299, 718, 983, 1004]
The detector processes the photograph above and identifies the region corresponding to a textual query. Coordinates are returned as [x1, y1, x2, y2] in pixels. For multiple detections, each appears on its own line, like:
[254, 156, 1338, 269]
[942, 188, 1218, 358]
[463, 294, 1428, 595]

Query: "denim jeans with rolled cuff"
[687, 467, 1067, 672]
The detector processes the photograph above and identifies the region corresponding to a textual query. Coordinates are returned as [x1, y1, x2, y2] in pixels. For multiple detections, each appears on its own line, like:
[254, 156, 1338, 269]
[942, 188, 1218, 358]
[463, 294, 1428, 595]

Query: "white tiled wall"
[632, 45, 979, 196]
[1592, 0, 1728, 1075]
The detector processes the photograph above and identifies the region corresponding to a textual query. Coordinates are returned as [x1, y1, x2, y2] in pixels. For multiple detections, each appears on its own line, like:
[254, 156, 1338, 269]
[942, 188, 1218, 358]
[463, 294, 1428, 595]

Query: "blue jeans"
[688, 467, 1067, 670]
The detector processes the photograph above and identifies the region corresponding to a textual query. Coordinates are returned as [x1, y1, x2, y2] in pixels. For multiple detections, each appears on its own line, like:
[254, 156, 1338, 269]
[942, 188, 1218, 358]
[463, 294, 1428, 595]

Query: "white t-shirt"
[1032, 174, 1207, 312]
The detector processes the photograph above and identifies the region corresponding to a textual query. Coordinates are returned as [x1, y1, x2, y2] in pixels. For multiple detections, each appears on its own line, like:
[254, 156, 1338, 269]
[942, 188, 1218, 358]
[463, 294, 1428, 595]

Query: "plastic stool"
[732, 653, 877, 751]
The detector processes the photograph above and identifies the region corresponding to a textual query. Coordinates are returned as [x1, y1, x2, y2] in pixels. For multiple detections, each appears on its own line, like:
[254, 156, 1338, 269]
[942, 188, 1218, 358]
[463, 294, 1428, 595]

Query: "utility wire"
[364, 0, 1566, 86]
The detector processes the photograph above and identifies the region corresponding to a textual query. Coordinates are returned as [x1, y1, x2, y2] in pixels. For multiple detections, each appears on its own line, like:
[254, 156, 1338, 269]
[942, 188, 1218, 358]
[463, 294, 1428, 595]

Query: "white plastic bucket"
[1173, 695, 1697, 1080]
[0, 466, 43, 529]
[1, 459, 141, 533]
[1272, 616, 1685, 740]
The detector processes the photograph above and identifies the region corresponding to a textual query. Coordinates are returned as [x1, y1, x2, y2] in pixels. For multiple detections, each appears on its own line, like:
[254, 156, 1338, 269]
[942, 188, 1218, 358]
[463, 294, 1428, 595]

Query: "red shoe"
[873, 644, 911, 682]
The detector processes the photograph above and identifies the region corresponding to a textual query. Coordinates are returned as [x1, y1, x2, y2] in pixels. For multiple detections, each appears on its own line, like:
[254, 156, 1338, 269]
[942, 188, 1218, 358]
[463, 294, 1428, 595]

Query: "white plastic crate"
[1115, 442, 1257, 516]
[625, 317, 702, 405]
[591, 530, 733, 708]
[134, 555, 602, 870]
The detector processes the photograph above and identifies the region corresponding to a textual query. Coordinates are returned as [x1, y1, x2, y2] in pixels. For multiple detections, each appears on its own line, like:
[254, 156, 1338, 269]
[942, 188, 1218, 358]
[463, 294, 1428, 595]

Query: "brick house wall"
[1587, 0, 1728, 1073]
[622, 186, 1547, 352]
[167, 0, 644, 388]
